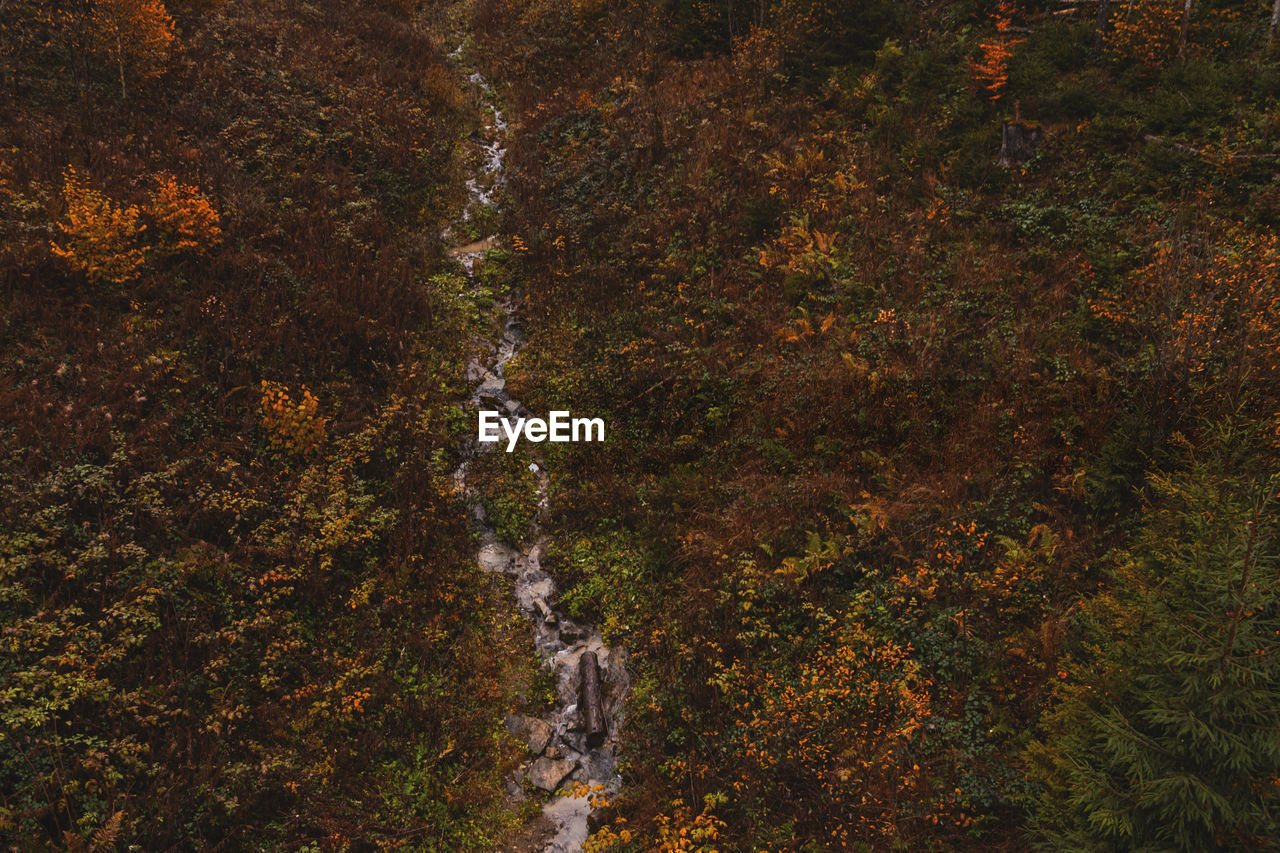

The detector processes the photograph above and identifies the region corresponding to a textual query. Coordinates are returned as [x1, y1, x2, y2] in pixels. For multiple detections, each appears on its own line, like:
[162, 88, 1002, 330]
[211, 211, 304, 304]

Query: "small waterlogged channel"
[445, 49, 628, 853]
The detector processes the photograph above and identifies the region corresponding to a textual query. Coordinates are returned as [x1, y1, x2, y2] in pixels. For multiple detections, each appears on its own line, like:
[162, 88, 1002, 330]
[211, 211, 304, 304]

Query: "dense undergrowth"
[473, 0, 1280, 849]
[3, 0, 1280, 850]
[1, 1, 535, 848]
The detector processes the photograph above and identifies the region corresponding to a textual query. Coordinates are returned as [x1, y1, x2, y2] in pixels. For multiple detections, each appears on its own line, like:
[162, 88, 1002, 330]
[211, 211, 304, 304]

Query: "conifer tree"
[1031, 420, 1280, 851]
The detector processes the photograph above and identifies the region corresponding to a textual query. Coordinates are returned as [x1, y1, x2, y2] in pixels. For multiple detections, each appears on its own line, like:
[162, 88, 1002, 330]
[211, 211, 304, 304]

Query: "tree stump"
[998, 121, 1044, 168]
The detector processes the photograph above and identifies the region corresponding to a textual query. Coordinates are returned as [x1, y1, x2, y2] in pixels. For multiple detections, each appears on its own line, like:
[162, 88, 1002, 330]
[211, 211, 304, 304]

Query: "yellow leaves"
[759, 221, 837, 275]
[848, 494, 889, 539]
[830, 172, 866, 206]
[729, 615, 932, 828]
[50, 167, 223, 285]
[583, 821, 633, 853]
[258, 380, 327, 456]
[1095, 232, 1280, 394]
[777, 308, 843, 346]
[653, 795, 728, 853]
[842, 352, 870, 376]
[775, 530, 846, 585]
[776, 316, 811, 344]
[50, 166, 147, 285]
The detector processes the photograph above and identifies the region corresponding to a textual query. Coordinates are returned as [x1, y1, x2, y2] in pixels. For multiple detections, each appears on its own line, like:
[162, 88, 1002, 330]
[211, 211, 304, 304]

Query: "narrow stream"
[445, 52, 627, 853]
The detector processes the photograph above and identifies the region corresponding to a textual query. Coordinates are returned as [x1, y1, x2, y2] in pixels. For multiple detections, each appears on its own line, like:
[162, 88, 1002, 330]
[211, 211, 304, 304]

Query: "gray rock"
[561, 732, 589, 754]
[505, 714, 553, 755]
[478, 542, 517, 573]
[528, 756, 576, 791]
[562, 703, 585, 732]
[579, 746, 616, 783]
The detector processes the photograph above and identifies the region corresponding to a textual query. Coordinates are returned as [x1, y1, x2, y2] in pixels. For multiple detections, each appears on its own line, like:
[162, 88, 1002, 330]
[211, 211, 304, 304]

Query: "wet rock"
[558, 622, 588, 643]
[515, 575, 554, 609]
[601, 649, 632, 716]
[525, 538, 549, 565]
[579, 747, 616, 783]
[476, 387, 507, 407]
[534, 624, 564, 657]
[505, 714, 553, 755]
[528, 756, 576, 792]
[540, 789, 593, 852]
[533, 597, 556, 623]
[478, 542, 517, 573]
[554, 662, 582, 706]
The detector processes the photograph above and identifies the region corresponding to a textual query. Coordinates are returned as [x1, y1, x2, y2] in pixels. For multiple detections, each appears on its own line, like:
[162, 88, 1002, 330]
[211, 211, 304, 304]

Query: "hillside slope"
[472, 0, 1280, 849]
[1, 1, 539, 847]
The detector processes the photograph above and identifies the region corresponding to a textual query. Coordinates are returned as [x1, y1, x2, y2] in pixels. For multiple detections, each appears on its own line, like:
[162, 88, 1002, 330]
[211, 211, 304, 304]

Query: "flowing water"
[446, 53, 627, 853]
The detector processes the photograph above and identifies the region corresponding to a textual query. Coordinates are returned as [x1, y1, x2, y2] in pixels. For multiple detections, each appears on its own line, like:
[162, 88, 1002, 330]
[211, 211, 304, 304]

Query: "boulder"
[505, 714, 553, 755]
[528, 756, 576, 792]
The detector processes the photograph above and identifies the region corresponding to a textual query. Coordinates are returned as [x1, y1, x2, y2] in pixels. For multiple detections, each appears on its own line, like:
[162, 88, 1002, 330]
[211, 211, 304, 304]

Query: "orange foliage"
[727, 618, 932, 844]
[1107, 0, 1182, 69]
[50, 167, 222, 284]
[652, 796, 728, 852]
[1090, 232, 1280, 406]
[259, 381, 327, 456]
[147, 173, 222, 254]
[50, 166, 148, 285]
[87, 0, 176, 95]
[971, 0, 1023, 102]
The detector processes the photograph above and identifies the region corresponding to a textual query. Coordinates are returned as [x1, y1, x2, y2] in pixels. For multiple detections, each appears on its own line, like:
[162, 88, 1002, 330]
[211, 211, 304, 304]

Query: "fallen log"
[1143, 134, 1280, 162]
[581, 651, 606, 748]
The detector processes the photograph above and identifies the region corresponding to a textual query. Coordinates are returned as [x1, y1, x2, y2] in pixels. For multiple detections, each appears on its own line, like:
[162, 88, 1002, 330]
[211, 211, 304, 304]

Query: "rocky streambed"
[445, 53, 627, 853]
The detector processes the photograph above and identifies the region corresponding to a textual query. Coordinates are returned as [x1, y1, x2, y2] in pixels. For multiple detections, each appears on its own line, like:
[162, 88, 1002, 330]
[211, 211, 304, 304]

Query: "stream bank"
[444, 48, 628, 853]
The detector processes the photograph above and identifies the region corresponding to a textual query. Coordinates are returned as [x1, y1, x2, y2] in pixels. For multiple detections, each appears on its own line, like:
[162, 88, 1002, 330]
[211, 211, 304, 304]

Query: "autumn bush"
[147, 173, 222, 254]
[259, 380, 327, 456]
[50, 166, 149, 285]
